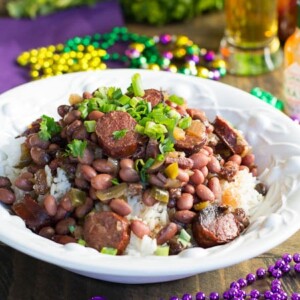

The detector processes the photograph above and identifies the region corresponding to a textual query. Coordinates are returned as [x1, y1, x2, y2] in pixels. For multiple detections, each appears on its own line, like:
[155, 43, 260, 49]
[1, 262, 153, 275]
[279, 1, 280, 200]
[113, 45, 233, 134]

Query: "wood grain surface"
[0, 11, 299, 300]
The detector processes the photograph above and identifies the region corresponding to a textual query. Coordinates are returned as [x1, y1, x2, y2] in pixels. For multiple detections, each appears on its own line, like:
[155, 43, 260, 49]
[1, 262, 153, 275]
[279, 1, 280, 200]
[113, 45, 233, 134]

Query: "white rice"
[220, 169, 264, 215]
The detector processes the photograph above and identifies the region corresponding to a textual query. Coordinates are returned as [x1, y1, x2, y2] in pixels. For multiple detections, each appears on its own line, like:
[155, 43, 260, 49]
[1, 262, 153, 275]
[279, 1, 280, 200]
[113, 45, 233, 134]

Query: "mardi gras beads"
[16, 27, 227, 81]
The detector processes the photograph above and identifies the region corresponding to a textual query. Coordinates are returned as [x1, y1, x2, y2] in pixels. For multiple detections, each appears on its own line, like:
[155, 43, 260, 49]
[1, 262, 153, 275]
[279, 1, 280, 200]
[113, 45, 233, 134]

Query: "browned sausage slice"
[95, 111, 140, 159]
[175, 121, 207, 155]
[83, 211, 130, 255]
[142, 89, 163, 107]
[192, 205, 249, 248]
[12, 194, 51, 232]
[213, 116, 250, 157]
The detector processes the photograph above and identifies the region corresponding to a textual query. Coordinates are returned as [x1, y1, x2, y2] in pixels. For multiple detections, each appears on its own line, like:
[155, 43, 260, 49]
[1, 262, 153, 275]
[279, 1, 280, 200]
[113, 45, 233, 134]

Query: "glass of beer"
[220, 0, 283, 75]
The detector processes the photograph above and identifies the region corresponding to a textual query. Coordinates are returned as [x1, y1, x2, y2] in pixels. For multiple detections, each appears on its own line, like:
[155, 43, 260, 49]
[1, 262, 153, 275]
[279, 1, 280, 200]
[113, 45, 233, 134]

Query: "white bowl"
[1, 69, 300, 284]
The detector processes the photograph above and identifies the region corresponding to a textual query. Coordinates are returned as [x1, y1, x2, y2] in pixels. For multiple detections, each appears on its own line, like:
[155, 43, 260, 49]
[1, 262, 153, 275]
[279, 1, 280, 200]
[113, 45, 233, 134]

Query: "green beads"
[16, 27, 227, 81]
[250, 87, 284, 111]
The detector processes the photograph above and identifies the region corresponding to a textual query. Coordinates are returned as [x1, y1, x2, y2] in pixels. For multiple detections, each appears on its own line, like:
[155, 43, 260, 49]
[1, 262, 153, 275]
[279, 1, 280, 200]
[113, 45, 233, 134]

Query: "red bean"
[83, 91, 93, 99]
[173, 210, 197, 224]
[74, 178, 89, 190]
[75, 197, 94, 219]
[239, 165, 249, 172]
[120, 158, 134, 169]
[228, 154, 242, 165]
[93, 159, 116, 173]
[203, 146, 213, 155]
[109, 198, 132, 216]
[60, 195, 73, 212]
[131, 220, 151, 239]
[176, 169, 189, 183]
[14, 172, 34, 191]
[81, 164, 97, 181]
[72, 125, 88, 140]
[88, 110, 104, 120]
[55, 217, 76, 235]
[207, 156, 221, 173]
[190, 152, 210, 169]
[201, 166, 208, 178]
[195, 184, 215, 202]
[38, 226, 55, 239]
[57, 105, 71, 118]
[251, 167, 258, 177]
[119, 168, 139, 182]
[176, 193, 194, 210]
[28, 133, 50, 149]
[207, 177, 222, 200]
[43, 194, 57, 216]
[156, 222, 178, 245]
[142, 189, 157, 206]
[242, 153, 255, 167]
[30, 147, 50, 166]
[89, 187, 98, 200]
[54, 205, 67, 221]
[190, 169, 205, 185]
[148, 174, 165, 188]
[182, 184, 195, 194]
[91, 174, 113, 190]
[53, 235, 76, 245]
[63, 110, 81, 125]
[78, 147, 94, 165]
[0, 176, 11, 188]
[0, 188, 15, 204]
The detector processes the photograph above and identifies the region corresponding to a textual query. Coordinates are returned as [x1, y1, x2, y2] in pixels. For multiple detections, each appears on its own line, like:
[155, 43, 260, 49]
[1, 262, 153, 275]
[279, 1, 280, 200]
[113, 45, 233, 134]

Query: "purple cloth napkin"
[0, 0, 124, 94]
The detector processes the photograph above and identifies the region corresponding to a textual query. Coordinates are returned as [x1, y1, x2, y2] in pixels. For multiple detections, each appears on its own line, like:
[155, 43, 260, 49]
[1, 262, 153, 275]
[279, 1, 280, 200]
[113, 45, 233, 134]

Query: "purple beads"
[159, 34, 172, 45]
[250, 289, 260, 298]
[246, 273, 256, 284]
[294, 263, 300, 273]
[264, 290, 274, 299]
[237, 278, 247, 288]
[282, 253, 293, 264]
[209, 292, 219, 300]
[256, 267, 267, 279]
[293, 253, 300, 263]
[272, 269, 283, 279]
[275, 259, 286, 269]
[182, 293, 193, 300]
[291, 293, 300, 300]
[196, 292, 206, 300]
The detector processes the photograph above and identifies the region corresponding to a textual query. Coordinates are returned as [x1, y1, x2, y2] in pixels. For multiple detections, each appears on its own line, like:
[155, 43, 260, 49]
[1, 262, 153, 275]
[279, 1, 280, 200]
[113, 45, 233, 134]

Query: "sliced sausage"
[213, 116, 250, 157]
[192, 205, 249, 248]
[83, 211, 130, 255]
[175, 121, 207, 155]
[12, 194, 51, 232]
[142, 89, 163, 107]
[95, 111, 141, 159]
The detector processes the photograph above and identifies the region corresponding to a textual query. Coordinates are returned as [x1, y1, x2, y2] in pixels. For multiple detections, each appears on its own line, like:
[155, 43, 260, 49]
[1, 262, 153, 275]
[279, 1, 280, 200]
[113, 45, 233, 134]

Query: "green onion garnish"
[178, 116, 192, 129]
[100, 247, 118, 255]
[131, 73, 145, 97]
[84, 120, 96, 133]
[66, 139, 87, 158]
[169, 94, 184, 105]
[112, 129, 128, 140]
[38, 115, 61, 141]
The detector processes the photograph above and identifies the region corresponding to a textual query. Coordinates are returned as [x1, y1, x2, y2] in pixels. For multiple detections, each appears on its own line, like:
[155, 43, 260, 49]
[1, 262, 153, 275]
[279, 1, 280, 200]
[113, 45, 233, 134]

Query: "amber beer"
[225, 0, 278, 49]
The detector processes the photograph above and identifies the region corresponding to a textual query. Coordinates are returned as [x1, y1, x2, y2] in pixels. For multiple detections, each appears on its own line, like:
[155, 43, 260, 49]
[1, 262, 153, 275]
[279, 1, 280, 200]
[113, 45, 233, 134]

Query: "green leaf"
[66, 139, 87, 158]
[112, 129, 128, 140]
[38, 115, 61, 141]
[178, 116, 192, 129]
[168, 94, 184, 105]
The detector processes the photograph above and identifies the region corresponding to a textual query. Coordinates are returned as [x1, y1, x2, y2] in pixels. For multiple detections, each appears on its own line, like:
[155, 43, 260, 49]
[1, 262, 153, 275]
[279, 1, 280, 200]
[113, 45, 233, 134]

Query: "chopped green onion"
[179, 228, 191, 242]
[159, 137, 175, 154]
[112, 129, 128, 140]
[78, 239, 86, 246]
[178, 237, 190, 248]
[84, 120, 96, 133]
[178, 116, 192, 129]
[135, 124, 145, 134]
[101, 247, 118, 255]
[111, 178, 119, 185]
[38, 115, 61, 141]
[155, 245, 169, 256]
[169, 94, 184, 105]
[131, 73, 145, 97]
[112, 88, 123, 99]
[129, 97, 140, 108]
[119, 94, 131, 105]
[66, 139, 87, 158]
[144, 121, 167, 140]
[156, 154, 165, 162]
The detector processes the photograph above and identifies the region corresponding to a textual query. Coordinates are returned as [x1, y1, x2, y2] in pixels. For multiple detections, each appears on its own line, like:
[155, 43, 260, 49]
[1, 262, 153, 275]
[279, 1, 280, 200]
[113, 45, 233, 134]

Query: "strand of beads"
[16, 27, 226, 81]
[166, 252, 300, 300]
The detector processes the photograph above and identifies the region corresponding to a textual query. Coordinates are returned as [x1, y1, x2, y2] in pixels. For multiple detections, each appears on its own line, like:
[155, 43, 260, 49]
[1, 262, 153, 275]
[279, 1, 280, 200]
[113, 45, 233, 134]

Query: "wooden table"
[1, 11, 299, 300]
